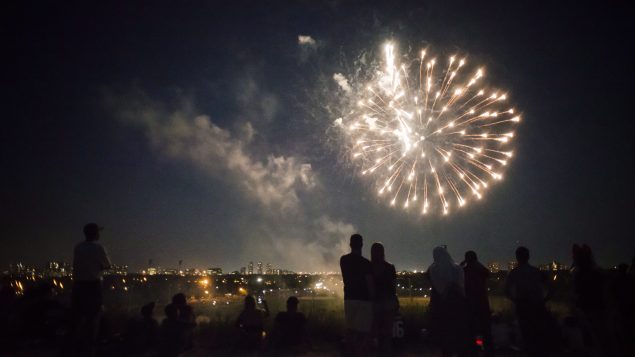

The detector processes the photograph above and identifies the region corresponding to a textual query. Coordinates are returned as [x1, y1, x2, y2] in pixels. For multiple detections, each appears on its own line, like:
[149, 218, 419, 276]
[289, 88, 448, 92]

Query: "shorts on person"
[345, 299, 373, 333]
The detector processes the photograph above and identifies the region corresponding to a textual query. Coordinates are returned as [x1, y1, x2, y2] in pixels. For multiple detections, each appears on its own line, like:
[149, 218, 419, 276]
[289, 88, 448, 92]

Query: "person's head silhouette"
[515, 246, 530, 265]
[433, 245, 452, 264]
[350, 234, 363, 254]
[286, 296, 299, 313]
[172, 293, 186, 307]
[244, 295, 256, 311]
[572, 244, 595, 270]
[83, 223, 102, 242]
[465, 250, 478, 264]
[141, 302, 155, 318]
[371, 242, 385, 263]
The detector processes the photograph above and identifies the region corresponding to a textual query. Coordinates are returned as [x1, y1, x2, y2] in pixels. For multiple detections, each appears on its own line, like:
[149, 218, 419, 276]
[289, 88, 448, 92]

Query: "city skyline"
[4, 256, 576, 277]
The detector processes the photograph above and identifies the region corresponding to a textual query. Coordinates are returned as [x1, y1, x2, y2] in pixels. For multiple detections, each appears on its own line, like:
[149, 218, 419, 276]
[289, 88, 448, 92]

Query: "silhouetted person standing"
[571, 244, 617, 356]
[273, 296, 307, 352]
[370, 242, 397, 355]
[427, 246, 470, 357]
[340, 233, 374, 356]
[505, 246, 553, 356]
[613, 263, 635, 355]
[462, 250, 493, 356]
[71, 223, 111, 356]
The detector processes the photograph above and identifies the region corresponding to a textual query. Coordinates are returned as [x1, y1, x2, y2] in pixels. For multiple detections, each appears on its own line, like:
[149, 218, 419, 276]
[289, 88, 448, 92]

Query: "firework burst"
[338, 43, 521, 216]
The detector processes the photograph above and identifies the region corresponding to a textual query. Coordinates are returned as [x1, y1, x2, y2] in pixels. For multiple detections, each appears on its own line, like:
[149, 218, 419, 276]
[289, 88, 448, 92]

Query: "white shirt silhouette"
[73, 241, 111, 281]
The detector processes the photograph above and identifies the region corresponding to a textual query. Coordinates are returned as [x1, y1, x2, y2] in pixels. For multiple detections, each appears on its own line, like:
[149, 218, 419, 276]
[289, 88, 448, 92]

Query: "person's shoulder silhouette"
[125, 302, 158, 353]
[275, 297, 305, 327]
[274, 297, 306, 349]
[160, 303, 185, 356]
[162, 303, 179, 328]
[340, 234, 372, 301]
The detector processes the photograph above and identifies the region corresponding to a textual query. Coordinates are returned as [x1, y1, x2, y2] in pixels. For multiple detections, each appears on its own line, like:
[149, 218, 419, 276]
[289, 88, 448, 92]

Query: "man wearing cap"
[71, 223, 111, 355]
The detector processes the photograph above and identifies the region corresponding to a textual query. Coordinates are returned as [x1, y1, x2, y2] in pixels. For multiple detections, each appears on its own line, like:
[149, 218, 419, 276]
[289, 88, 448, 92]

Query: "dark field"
[2, 272, 578, 356]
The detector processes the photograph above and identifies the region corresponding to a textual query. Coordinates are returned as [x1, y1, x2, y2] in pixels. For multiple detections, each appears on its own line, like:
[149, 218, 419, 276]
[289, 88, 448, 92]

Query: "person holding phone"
[235, 295, 269, 352]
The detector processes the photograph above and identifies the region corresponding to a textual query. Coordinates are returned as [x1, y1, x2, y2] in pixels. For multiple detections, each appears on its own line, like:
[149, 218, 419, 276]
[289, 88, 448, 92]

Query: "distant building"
[551, 261, 569, 271]
[45, 261, 71, 278]
[147, 267, 158, 276]
[240, 267, 246, 275]
[265, 263, 273, 275]
[507, 260, 518, 271]
[207, 267, 223, 275]
[9, 262, 25, 275]
[106, 264, 129, 276]
[184, 268, 199, 276]
[487, 262, 501, 273]
[540, 261, 569, 272]
[273, 269, 281, 275]
[248, 262, 254, 275]
[257, 262, 263, 275]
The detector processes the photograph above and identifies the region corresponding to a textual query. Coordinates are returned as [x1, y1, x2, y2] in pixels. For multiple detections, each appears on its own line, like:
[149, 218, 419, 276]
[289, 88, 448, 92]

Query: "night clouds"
[114, 95, 316, 211]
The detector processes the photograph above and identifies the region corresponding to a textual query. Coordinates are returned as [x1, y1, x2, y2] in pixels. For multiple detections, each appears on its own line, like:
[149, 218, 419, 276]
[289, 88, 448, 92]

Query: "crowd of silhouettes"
[0, 224, 634, 356]
[339, 233, 635, 357]
[121, 293, 198, 357]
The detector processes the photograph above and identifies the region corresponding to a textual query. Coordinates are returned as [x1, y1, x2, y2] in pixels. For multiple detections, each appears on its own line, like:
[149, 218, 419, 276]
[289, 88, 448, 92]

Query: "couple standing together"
[340, 234, 397, 355]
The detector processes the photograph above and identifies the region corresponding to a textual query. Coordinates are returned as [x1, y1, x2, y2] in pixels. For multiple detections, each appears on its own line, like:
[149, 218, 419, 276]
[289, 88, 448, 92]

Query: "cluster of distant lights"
[340, 43, 521, 215]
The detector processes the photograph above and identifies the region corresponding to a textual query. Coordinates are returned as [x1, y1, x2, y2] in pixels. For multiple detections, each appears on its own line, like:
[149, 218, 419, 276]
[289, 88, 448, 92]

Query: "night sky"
[3, 1, 633, 272]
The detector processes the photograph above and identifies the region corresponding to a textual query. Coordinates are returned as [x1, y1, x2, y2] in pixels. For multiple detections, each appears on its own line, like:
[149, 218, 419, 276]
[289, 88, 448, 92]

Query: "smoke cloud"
[297, 35, 316, 46]
[106, 89, 356, 271]
[333, 73, 352, 93]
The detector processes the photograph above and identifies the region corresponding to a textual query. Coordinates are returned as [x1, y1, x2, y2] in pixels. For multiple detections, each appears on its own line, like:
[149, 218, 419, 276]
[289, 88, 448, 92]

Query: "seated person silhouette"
[273, 296, 307, 351]
[159, 303, 185, 356]
[171, 293, 195, 349]
[235, 295, 269, 351]
[171, 293, 195, 325]
[124, 302, 158, 354]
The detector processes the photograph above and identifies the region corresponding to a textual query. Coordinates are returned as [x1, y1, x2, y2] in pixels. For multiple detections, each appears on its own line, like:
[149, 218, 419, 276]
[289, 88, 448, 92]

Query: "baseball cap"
[83, 223, 104, 236]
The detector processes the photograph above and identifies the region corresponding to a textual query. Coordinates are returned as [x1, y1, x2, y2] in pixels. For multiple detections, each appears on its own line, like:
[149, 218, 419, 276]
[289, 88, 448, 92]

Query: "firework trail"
[337, 43, 521, 216]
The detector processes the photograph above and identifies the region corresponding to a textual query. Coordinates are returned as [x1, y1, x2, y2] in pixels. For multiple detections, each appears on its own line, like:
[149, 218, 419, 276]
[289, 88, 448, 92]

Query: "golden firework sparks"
[340, 42, 521, 216]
